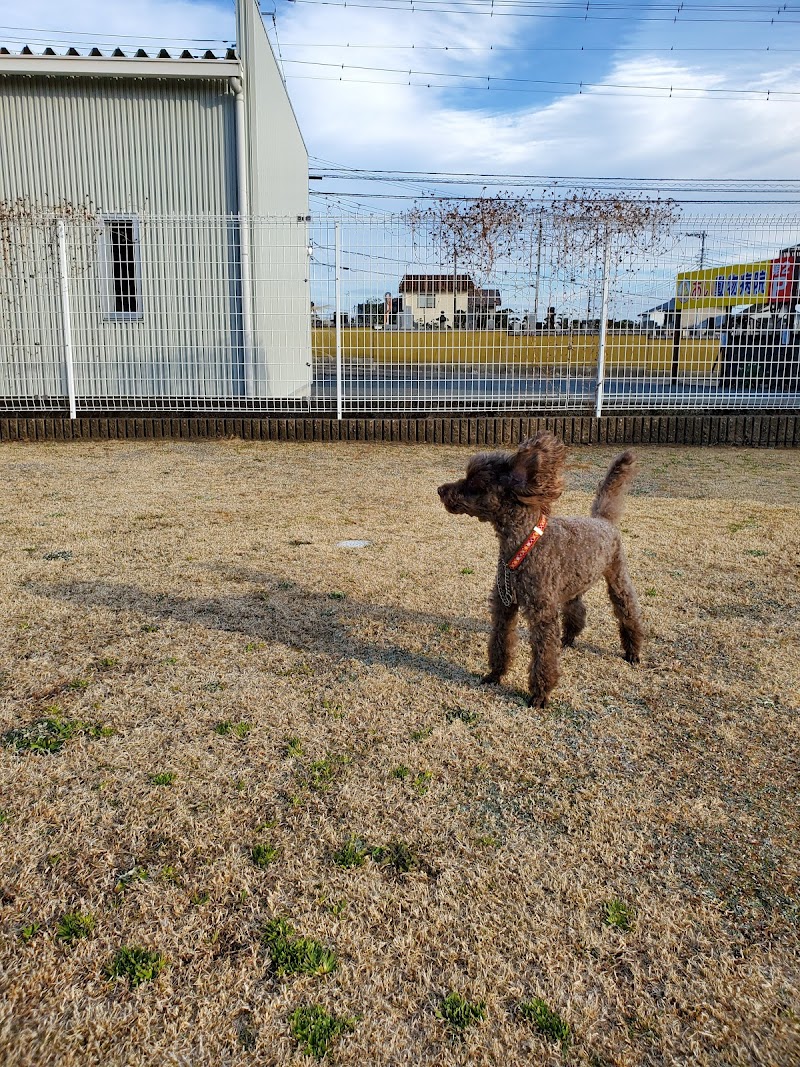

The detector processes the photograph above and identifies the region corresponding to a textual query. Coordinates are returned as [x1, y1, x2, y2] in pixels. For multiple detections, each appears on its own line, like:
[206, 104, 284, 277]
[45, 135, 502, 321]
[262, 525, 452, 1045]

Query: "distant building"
[399, 273, 477, 327]
[639, 298, 679, 332]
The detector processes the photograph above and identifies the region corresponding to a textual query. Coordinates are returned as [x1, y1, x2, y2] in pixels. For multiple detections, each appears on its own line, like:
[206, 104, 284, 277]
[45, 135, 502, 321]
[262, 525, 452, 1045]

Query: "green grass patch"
[289, 1004, 356, 1059]
[284, 736, 304, 758]
[436, 991, 486, 1039]
[412, 770, 433, 795]
[251, 842, 279, 868]
[149, 772, 176, 786]
[56, 911, 95, 944]
[262, 918, 338, 978]
[215, 720, 252, 739]
[410, 726, 433, 741]
[19, 921, 41, 942]
[391, 764, 411, 780]
[603, 897, 634, 931]
[106, 946, 167, 987]
[2, 711, 113, 754]
[519, 997, 571, 1047]
[332, 837, 369, 869]
[299, 754, 349, 792]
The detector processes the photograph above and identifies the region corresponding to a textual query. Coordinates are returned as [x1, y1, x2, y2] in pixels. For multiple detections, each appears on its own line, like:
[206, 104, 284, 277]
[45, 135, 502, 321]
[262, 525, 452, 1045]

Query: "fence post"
[670, 310, 682, 382]
[56, 219, 77, 420]
[335, 222, 343, 420]
[594, 234, 613, 419]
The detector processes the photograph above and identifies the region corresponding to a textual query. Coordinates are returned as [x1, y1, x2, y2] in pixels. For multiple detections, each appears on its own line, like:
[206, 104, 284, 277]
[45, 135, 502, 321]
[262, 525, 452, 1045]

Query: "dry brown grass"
[1, 439, 798, 1067]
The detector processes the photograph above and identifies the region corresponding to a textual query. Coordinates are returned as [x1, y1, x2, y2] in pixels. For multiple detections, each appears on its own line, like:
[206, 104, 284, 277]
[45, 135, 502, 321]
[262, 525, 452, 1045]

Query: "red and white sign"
[769, 255, 795, 303]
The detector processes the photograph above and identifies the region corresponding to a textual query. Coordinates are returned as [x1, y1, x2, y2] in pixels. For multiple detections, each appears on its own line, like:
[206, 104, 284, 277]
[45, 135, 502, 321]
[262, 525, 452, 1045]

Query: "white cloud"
[4, 0, 800, 184]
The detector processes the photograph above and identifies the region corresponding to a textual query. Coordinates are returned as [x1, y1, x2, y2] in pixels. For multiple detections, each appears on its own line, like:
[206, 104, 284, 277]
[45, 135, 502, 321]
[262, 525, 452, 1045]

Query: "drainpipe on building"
[231, 75, 255, 397]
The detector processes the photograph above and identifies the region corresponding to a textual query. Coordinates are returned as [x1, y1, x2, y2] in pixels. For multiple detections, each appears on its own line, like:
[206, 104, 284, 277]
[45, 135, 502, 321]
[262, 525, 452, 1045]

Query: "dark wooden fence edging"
[1, 414, 798, 447]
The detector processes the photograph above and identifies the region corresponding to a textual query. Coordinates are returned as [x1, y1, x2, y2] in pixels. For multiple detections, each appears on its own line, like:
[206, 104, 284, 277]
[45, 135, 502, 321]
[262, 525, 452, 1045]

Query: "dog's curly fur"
[437, 431, 644, 708]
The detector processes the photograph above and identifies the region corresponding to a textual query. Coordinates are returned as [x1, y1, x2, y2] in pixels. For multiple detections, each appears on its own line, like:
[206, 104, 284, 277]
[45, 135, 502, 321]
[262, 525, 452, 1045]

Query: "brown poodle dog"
[437, 431, 643, 708]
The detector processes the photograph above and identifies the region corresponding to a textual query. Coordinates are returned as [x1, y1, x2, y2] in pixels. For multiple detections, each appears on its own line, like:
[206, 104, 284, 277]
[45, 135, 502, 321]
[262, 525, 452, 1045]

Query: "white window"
[99, 215, 143, 321]
[418, 294, 436, 308]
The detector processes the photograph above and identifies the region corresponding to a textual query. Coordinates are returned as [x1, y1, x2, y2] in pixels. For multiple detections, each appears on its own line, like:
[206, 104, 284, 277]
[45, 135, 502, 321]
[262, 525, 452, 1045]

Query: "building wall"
[406, 291, 470, 326]
[0, 35, 312, 405]
[0, 75, 237, 214]
[238, 0, 311, 399]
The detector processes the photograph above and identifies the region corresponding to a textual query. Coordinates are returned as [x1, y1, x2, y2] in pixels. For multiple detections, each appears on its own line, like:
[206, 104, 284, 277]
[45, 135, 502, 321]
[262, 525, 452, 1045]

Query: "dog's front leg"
[482, 587, 518, 684]
[525, 611, 561, 708]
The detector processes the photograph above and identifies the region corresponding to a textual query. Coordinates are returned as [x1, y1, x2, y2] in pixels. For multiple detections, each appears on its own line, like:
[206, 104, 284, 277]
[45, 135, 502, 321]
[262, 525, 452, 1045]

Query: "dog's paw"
[480, 672, 502, 686]
[624, 651, 640, 666]
[527, 694, 548, 709]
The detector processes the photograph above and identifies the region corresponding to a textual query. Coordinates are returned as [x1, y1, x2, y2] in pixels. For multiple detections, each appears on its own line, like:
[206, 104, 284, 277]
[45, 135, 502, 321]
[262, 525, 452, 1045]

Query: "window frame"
[98, 214, 144, 322]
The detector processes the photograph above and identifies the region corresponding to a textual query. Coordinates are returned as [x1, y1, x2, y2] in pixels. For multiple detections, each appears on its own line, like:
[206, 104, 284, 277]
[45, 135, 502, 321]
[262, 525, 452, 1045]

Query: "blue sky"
[6, 0, 800, 192]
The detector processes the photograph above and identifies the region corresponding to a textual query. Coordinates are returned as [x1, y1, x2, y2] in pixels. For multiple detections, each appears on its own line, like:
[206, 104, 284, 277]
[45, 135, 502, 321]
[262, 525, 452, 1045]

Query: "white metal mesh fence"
[2, 207, 799, 415]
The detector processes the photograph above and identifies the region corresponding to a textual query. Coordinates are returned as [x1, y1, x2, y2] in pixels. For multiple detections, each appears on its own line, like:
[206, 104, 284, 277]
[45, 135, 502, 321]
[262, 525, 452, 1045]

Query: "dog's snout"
[437, 485, 446, 498]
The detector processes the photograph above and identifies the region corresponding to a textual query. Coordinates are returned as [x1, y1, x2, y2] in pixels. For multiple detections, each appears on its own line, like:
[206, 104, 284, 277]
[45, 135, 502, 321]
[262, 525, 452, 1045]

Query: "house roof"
[0, 44, 240, 79]
[399, 273, 476, 294]
[641, 298, 677, 316]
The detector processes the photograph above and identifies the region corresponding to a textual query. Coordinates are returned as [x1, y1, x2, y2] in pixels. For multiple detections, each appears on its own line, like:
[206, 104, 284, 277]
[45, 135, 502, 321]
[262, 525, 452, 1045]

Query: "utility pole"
[532, 209, 544, 332]
[687, 231, 707, 269]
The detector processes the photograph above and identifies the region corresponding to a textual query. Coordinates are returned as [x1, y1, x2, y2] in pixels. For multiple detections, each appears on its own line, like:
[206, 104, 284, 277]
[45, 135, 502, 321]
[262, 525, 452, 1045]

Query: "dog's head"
[437, 431, 566, 525]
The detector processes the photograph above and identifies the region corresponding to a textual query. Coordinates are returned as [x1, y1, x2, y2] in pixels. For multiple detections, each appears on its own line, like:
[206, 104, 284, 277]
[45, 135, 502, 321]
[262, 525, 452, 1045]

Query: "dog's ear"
[509, 431, 566, 510]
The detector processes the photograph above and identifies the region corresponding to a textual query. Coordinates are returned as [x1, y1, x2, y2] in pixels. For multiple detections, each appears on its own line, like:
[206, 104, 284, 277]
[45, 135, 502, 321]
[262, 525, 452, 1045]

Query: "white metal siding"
[238, 0, 311, 398]
[0, 75, 237, 214]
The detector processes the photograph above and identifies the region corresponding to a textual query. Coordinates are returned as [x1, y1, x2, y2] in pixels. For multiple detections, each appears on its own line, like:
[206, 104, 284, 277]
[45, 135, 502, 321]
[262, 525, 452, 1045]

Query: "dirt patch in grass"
[1, 440, 798, 1066]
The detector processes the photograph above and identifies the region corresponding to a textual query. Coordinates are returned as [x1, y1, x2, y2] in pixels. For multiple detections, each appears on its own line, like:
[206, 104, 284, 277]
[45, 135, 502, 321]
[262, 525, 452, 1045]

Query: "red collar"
[507, 516, 548, 571]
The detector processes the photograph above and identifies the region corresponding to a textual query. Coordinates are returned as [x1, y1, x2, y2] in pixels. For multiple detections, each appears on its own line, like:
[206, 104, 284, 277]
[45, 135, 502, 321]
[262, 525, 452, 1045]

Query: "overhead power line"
[309, 190, 800, 204]
[0, 24, 233, 44]
[284, 60, 800, 100]
[310, 168, 800, 189]
[283, 41, 800, 54]
[280, 0, 800, 25]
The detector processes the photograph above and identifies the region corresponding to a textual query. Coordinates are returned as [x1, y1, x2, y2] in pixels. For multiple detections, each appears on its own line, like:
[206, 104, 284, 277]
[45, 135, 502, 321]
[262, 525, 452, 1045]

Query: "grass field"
[1, 439, 799, 1066]
[312, 328, 720, 375]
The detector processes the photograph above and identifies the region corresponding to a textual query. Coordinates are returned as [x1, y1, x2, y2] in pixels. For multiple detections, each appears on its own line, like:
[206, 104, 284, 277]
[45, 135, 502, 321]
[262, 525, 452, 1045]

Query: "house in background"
[399, 273, 477, 327]
[0, 0, 310, 411]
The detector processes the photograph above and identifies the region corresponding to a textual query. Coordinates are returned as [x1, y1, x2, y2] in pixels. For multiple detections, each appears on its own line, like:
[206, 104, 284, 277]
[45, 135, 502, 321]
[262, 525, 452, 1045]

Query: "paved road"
[312, 365, 800, 409]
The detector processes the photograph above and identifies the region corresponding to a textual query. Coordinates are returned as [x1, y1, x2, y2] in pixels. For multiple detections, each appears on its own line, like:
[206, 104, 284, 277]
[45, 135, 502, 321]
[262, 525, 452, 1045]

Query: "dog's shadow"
[26, 568, 493, 688]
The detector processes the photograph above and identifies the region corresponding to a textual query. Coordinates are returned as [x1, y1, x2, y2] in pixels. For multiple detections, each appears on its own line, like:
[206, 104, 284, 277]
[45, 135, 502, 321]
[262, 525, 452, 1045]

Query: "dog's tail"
[591, 450, 637, 525]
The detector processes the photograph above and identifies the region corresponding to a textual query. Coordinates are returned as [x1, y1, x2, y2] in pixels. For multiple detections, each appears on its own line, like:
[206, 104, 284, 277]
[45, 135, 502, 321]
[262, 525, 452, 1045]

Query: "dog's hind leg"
[561, 596, 587, 648]
[525, 611, 561, 708]
[482, 588, 519, 684]
[604, 554, 643, 664]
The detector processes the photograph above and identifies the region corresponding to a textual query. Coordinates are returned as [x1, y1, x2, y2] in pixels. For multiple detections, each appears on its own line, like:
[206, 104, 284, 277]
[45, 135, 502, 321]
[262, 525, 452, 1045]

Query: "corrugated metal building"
[0, 0, 311, 411]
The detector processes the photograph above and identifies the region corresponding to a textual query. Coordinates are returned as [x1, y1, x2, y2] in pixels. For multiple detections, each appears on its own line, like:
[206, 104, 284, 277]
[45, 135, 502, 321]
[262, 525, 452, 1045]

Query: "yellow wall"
[312, 328, 720, 375]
